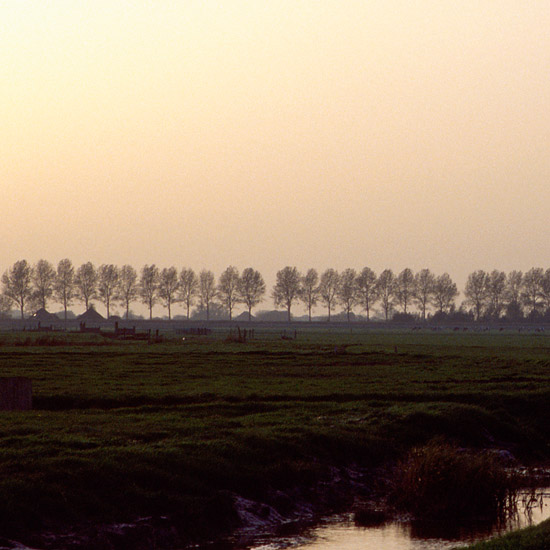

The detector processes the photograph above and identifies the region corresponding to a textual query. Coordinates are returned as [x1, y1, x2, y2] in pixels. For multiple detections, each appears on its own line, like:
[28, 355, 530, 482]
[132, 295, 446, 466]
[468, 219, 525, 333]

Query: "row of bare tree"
[1, 260, 549, 322]
[463, 269, 550, 321]
[0, 260, 265, 321]
[272, 267, 458, 322]
[273, 267, 550, 322]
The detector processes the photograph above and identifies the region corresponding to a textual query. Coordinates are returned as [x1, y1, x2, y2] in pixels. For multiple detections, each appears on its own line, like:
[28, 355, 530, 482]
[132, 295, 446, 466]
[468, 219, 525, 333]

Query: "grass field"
[462, 518, 550, 549]
[0, 327, 549, 545]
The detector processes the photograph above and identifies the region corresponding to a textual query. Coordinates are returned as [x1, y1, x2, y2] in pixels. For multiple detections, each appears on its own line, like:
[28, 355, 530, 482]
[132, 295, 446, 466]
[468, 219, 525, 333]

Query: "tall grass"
[390, 439, 518, 520]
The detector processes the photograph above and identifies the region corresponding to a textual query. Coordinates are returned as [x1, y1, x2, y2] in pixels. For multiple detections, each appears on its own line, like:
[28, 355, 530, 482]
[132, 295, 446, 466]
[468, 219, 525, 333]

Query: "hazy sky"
[2, 1, 550, 308]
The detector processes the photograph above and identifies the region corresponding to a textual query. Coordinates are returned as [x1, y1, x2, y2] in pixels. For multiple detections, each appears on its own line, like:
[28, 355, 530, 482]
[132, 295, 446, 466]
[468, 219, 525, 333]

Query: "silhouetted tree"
[2, 260, 33, 319]
[97, 264, 120, 318]
[32, 259, 56, 310]
[237, 267, 265, 321]
[338, 268, 357, 322]
[199, 269, 217, 321]
[272, 266, 301, 322]
[485, 270, 506, 319]
[178, 268, 198, 320]
[0, 294, 12, 318]
[319, 268, 340, 322]
[377, 269, 396, 321]
[218, 266, 240, 321]
[464, 270, 489, 321]
[140, 264, 159, 320]
[300, 268, 319, 322]
[414, 268, 435, 320]
[75, 262, 98, 312]
[158, 266, 180, 320]
[431, 273, 458, 314]
[504, 270, 523, 312]
[117, 265, 139, 319]
[541, 269, 550, 313]
[54, 258, 75, 322]
[521, 267, 544, 316]
[356, 267, 378, 321]
[395, 268, 415, 314]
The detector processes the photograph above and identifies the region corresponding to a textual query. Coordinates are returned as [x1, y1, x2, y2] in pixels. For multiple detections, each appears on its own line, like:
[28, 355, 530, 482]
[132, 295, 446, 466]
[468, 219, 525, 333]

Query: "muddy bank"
[9, 455, 550, 550]
[8, 464, 377, 550]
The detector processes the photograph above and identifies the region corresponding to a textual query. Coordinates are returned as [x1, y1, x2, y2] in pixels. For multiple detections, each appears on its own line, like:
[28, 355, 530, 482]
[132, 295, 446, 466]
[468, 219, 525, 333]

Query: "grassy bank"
[0, 328, 549, 544]
[462, 519, 550, 549]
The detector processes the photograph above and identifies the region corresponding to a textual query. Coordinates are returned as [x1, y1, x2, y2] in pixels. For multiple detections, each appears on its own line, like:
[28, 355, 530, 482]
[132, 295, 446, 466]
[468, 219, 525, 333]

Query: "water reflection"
[248, 489, 550, 550]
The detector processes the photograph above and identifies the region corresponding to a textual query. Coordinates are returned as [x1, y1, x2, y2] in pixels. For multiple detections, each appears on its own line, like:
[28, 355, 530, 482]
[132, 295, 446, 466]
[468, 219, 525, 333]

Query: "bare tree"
[319, 268, 340, 322]
[218, 266, 240, 321]
[503, 270, 523, 320]
[272, 266, 301, 322]
[541, 269, 550, 313]
[54, 258, 75, 322]
[300, 268, 319, 322]
[0, 294, 12, 318]
[199, 269, 217, 321]
[140, 264, 159, 320]
[32, 259, 56, 311]
[75, 262, 98, 312]
[431, 273, 458, 314]
[337, 268, 357, 322]
[356, 267, 378, 321]
[377, 269, 396, 321]
[485, 270, 507, 319]
[178, 268, 198, 320]
[505, 270, 523, 308]
[414, 268, 435, 320]
[2, 260, 33, 319]
[395, 268, 415, 314]
[97, 264, 119, 318]
[158, 267, 180, 320]
[117, 265, 139, 319]
[521, 267, 545, 316]
[464, 270, 489, 321]
[237, 267, 265, 321]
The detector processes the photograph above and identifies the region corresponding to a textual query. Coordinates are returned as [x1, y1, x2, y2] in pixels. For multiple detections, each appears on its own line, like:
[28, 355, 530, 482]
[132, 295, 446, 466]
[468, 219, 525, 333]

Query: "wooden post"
[0, 378, 32, 411]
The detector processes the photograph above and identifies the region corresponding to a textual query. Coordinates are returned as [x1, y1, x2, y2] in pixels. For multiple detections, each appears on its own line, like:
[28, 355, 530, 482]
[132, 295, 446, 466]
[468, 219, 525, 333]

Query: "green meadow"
[0, 328, 549, 544]
[462, 519, 550, 550]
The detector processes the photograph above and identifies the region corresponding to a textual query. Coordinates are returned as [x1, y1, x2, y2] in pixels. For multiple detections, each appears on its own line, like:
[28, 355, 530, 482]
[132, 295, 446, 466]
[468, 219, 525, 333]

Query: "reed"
[390, 439, 519, 520]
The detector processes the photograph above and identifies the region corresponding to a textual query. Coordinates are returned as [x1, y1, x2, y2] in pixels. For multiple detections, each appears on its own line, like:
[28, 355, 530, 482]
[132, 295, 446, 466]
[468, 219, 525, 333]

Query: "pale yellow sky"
[2, 1, 549, 306]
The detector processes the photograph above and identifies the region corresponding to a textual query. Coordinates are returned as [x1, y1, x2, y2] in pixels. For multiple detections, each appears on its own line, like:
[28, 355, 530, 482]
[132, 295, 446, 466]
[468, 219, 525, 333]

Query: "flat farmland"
[0, 328, 549, 544]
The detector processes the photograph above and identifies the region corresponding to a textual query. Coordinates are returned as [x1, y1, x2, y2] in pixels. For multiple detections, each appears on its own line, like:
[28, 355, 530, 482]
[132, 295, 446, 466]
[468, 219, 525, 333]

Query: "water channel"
[244, 489, 550, 550]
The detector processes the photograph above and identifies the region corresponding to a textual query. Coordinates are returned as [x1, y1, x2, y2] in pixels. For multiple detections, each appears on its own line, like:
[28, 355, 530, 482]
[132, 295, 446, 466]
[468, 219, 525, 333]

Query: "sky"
[1, 1, 550, 314]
